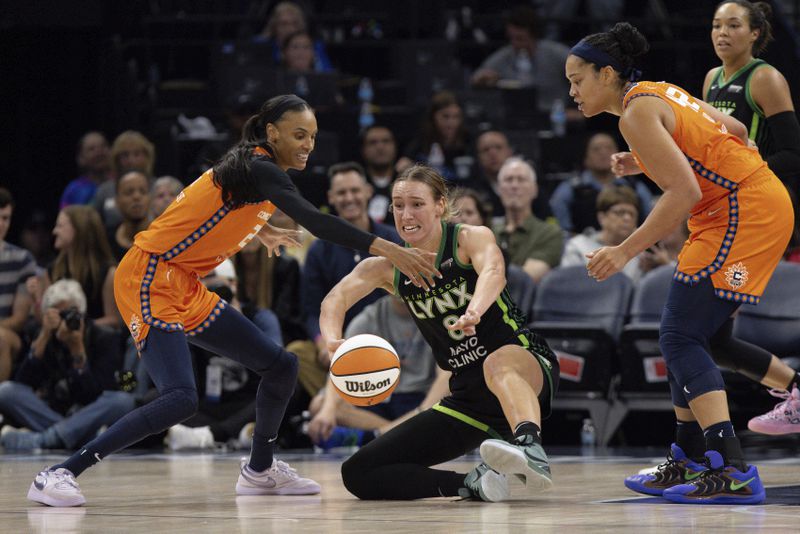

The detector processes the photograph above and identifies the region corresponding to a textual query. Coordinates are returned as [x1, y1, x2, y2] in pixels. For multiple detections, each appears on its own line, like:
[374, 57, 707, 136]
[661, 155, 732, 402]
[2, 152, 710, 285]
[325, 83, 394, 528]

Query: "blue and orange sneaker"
[662, 450, 765, 504]
[624, 443, 706, 496]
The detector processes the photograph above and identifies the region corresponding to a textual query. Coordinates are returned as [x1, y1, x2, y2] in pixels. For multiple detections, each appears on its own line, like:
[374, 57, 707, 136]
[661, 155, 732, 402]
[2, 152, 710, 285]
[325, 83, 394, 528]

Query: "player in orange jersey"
[565, 23, 793, 504]
[26, 94, 440, 508]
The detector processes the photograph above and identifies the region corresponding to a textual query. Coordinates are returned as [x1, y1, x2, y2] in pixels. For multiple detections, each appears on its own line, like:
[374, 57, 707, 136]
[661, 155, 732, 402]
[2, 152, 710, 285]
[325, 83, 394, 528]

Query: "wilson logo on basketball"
[344, 378, 392, 393]
[330, 334, 401, 406]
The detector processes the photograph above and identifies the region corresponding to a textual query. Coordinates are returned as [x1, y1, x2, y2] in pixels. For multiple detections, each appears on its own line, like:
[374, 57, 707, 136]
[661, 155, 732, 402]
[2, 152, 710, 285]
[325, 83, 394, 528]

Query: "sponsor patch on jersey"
[728, 84, 743, 93]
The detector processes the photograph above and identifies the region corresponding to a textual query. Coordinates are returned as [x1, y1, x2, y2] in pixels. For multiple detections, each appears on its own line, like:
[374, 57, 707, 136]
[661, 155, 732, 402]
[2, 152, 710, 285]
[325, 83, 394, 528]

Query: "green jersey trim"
[432, 403, 503, 440]
[452, 223, 473, 271]
[744, 61, 768, 118]
[714, 58, 759, 89]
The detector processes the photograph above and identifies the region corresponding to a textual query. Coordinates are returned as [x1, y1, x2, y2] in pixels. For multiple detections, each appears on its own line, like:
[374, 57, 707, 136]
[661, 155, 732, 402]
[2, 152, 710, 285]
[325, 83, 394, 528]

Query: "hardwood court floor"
[1, 451, 798, 533]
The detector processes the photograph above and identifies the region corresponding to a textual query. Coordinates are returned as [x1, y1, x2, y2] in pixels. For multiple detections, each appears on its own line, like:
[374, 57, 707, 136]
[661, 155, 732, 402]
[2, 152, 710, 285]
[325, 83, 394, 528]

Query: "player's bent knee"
[341, 454, 373, 499]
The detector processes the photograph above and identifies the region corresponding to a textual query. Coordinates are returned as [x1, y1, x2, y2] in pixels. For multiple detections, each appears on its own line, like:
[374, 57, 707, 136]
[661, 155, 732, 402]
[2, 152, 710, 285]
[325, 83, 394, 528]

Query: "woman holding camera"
[0, 280, 136, 451]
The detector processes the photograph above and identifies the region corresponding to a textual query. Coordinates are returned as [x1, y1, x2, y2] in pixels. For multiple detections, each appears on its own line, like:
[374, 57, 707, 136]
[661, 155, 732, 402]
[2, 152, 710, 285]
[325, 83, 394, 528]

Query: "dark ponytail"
[579, 22, 650, 84]
[212, 94, 311, 209]
[716, 0, 774, 56]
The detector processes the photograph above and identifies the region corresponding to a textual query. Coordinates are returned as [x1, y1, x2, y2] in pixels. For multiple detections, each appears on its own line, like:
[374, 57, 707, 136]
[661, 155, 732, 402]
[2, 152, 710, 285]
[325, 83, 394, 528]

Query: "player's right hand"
[307, 409, 336, 444]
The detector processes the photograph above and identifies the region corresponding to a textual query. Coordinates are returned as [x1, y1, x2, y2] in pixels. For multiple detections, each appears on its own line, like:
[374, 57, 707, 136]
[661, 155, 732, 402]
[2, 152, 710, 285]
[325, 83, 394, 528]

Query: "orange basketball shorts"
[114, 246, 226, 349]
[675, 169, 794, 304]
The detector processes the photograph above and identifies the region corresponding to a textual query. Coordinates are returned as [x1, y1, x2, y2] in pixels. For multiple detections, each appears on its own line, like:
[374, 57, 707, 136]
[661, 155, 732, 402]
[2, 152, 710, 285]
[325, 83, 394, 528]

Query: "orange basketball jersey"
[623, 81, 793, 303]
[135, 169, 276, 277]
[116, 151, 277, 349]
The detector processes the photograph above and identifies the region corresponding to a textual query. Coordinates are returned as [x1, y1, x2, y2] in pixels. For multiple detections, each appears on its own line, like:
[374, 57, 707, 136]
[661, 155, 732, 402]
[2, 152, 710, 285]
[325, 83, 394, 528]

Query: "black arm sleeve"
[251, 159, 377, 252]
[766, 111, 800, 180]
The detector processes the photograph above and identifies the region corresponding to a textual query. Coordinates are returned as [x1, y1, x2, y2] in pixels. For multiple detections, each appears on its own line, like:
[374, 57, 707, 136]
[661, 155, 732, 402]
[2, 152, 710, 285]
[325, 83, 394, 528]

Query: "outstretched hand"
[257, 224, 302, 257]
[383, 244, 440, 291]
[448, 309, 480, 336]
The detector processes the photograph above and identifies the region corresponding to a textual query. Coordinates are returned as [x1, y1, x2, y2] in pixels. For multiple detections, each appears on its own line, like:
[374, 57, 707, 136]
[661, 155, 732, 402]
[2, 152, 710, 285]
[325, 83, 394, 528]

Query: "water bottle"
[550, 98, 567, 137]
[205, 363, 222, 403]
[358, 102, 375, 132]
[514, 49, 533, 85]
[580, 418, 596, 449]
[294, 75, 310, 98]
[358, 77, 374, 104]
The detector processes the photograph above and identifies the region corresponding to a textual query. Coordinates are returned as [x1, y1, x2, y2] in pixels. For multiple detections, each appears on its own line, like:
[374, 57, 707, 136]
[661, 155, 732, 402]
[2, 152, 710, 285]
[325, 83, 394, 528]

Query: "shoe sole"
[474, 470, 510, 502]
[235, 483, 321, 496]
[623, 476, 665, 496]
[27, 485, 86, 507]
[747, 421, 800, 435]
[662, 489, 766, 505]
[479, 441, 552, 494]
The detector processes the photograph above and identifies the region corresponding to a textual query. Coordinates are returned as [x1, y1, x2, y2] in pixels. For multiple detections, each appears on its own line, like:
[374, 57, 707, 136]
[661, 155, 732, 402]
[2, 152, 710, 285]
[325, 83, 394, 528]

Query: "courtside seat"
[530, 266, 633, 446]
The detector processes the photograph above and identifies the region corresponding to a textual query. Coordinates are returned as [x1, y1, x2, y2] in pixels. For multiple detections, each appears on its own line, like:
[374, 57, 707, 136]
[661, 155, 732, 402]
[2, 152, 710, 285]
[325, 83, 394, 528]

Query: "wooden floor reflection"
[1, 452, 798, 533]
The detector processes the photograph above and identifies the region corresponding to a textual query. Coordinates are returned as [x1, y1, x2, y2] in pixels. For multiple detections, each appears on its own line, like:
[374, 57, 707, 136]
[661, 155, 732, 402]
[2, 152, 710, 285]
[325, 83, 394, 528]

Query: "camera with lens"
[59, 307, 83, 331]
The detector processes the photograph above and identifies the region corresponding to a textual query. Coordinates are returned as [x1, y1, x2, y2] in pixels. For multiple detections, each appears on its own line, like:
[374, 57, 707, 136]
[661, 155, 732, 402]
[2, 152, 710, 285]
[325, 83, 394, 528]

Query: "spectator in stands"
[397, 91, 474, 185]
[0, 280, 135, 451]
[281, 30, 316, 73]
[234, 236, 305, 346]
[35, 206, 118, 327]
[307, 295, 450, 449]
[256, 1, 333, 72]
[107, 170, 151, 262]
[451, 187, 492, 227]
[93, 131, 156, 230]
[18, 210, 55, 268]
[361, 125, 399, 224]
[60, 132, 112, 209]
[639, 216, 689, 274]
[493, 158, 563, 283]
[471, 130, 514, 218]
[0, 188, 37, 382]
[471, 5, 571, 112]
[550, 132, 654, 234]
[561, 185, 644, 282]
[300, 162, 400, 397]
[150, 176, 184, 219]
[165, 260, 282, 451]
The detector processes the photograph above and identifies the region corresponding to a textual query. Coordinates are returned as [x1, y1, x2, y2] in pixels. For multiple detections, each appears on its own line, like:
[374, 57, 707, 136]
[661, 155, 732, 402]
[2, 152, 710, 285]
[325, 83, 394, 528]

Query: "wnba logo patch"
[724, 262, 749, 289]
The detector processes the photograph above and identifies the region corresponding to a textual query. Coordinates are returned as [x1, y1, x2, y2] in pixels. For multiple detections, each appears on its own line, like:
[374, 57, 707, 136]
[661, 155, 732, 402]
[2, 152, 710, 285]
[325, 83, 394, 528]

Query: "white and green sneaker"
[479, 437, 553, 493]
[460, 462, 510, 502]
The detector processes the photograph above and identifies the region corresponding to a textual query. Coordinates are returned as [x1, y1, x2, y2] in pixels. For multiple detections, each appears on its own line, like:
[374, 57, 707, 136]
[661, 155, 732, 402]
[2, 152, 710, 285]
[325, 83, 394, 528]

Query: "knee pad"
[659, 329, 725, 402]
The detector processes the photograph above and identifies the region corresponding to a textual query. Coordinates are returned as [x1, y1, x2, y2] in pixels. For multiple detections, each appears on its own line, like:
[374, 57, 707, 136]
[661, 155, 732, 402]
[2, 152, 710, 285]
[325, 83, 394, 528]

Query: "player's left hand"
[257, 224, 302, 257]
[586, 245, 632, 281]
[448, 309, 480, 336]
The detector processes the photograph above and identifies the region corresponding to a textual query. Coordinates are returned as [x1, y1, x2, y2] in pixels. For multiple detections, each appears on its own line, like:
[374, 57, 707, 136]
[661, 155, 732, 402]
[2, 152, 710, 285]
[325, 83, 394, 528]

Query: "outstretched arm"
[448, 225, 506, 336]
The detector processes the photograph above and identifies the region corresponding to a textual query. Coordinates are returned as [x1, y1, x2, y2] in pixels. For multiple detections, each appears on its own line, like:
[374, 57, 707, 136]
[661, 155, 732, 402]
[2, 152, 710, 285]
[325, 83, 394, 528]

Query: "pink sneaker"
[747, 386, 800, 435]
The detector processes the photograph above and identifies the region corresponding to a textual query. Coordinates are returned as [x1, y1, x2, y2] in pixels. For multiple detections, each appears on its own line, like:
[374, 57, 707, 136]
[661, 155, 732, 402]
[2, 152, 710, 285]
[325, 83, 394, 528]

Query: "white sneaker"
[166, 424, 215, 450]
[235, 459, 321, 495]
[480, 438, 553, 493]
[27, 468, 86, 507]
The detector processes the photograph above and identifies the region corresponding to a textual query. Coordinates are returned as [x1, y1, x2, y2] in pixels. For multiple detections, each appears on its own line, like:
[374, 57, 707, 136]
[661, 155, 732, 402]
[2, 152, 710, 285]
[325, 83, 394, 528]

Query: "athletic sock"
[703, 422, 746, 471]
[513, 421, 542, 446]
[675, 420, 705, 460]
[54, 446, 103, 477]
[248, 431, 275, 472]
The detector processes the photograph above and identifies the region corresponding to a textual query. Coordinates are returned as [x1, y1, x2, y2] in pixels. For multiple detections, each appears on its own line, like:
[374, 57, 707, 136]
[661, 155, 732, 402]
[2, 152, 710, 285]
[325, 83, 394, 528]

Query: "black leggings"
[341, 408, 492, 500]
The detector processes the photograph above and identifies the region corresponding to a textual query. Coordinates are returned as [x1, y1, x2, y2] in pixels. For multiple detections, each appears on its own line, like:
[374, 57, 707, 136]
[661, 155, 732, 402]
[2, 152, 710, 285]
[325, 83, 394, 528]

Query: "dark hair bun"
[754, 1, 772, 20]
[609, 22, 650, 58]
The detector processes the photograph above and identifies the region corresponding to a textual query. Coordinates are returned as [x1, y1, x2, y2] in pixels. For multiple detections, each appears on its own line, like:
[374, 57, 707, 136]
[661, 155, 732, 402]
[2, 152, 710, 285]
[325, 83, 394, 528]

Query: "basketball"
[329, 334, 401, 406]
